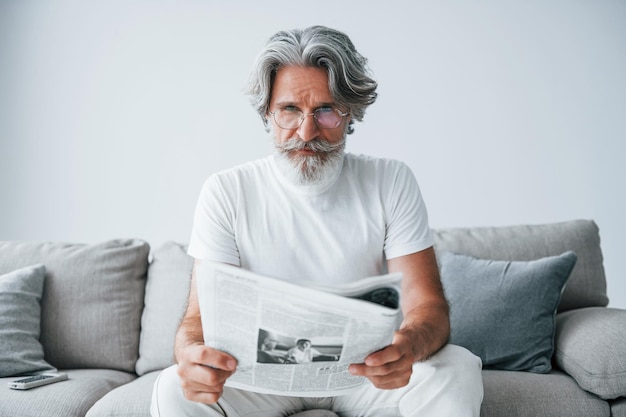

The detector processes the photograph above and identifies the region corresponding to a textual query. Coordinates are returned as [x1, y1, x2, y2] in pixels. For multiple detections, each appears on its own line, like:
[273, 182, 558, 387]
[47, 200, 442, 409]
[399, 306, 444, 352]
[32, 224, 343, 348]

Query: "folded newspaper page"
[195, 262, 403, 397]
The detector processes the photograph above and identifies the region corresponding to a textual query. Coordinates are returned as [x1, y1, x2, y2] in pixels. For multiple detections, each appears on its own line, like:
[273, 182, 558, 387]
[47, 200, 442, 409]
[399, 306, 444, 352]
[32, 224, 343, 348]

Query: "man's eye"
[282, 106, 299, 112]
[316, 107, 334, 114]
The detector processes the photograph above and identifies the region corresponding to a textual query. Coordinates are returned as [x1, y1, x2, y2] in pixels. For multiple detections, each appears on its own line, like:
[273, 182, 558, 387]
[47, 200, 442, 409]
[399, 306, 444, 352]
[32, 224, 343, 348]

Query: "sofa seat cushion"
[0, 239, 150, 372]
[481, 369, 610, 417]
[86, 371, 159, 417]
[0, 369, 136, 417]
[610, 397, 626, 417]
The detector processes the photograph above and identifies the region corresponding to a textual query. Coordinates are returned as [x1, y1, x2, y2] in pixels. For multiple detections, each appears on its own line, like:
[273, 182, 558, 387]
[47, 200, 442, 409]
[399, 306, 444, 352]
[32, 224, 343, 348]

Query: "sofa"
[1, 219, 624, 417]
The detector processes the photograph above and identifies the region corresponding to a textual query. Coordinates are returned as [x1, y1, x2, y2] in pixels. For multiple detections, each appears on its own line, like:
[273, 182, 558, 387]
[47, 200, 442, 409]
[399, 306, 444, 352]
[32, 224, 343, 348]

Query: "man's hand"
[175, 260, 238, 404]
[176, 343, 237, 404]
[348, 248, 450, 390]
[348, 331, 414, 389]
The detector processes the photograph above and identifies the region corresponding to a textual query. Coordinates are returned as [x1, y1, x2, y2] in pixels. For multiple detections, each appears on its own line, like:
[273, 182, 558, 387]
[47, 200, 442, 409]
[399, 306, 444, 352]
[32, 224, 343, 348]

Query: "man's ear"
[263, 114, 271, 133]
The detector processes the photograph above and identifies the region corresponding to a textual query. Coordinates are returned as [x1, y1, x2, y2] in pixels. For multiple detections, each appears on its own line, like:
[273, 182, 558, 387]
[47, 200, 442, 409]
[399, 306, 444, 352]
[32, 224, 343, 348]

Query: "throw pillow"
[135, 242, 193, 375]
[0, 264, 55, 377]
[438, 250, 577, 373]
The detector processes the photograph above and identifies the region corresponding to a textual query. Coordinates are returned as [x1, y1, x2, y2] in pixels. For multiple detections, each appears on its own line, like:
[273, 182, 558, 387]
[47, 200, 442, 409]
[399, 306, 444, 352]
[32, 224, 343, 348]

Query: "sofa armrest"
[555, 307, 626, 400]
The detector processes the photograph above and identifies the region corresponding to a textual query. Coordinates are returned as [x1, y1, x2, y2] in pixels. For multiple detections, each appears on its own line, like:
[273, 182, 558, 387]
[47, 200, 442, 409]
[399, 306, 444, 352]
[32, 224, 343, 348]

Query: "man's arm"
[174, 259, 238, 404]
[392, 246, 450, 361]
[349, 247, 449, 389]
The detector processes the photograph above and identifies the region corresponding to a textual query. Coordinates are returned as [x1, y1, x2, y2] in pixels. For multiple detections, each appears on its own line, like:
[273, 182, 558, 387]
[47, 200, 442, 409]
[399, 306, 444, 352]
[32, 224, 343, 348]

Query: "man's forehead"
[270, 66, 336, 108]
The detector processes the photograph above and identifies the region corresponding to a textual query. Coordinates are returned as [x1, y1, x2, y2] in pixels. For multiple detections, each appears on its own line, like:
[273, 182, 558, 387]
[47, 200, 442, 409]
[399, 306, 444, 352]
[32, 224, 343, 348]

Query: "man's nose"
[296, 113, 320, 142]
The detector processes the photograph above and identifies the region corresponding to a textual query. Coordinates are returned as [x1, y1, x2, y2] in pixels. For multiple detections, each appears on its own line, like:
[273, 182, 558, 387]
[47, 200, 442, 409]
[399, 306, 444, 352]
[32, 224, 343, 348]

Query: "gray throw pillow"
[439, 251, 577, 373]
[0, 264, 55, 377]
[135, 242, 193, 375]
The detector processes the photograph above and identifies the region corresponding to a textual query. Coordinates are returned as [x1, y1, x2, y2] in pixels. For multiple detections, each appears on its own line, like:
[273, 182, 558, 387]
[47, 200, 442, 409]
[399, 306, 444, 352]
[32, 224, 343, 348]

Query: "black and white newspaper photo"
[195, 261, 403, 397]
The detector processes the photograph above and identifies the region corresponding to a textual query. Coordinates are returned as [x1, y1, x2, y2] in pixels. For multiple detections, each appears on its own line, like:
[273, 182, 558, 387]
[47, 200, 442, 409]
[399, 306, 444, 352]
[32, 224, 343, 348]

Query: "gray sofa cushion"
[136, 242, 193, 375]
[480, 369, 610, 417]
[439, 251, 577, 373]
[555, 307, 626, 400]
[0, 369, 136, 417]
[611, 397, 626, 417]
[0, 239, 149, 372]
[433, 219, 608, 312]
[0, 264, 55, 377]
[86, 371, 159, 417]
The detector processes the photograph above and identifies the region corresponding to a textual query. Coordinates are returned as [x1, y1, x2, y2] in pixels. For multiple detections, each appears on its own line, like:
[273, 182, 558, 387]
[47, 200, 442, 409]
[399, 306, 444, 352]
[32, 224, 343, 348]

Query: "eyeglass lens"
[314, 108, 341, 128]
[274, 108, 343, 129]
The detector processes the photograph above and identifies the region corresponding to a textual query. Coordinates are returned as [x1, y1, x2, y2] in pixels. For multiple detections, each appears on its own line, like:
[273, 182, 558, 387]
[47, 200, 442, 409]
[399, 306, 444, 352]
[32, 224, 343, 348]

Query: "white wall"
[1, 1, 625, 308]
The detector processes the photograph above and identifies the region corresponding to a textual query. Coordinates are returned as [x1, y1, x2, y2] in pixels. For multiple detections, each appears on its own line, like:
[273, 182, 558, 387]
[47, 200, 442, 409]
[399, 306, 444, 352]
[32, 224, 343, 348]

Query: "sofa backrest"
[433, 219, 608, 312]
[0, 219, 607, 375]
[0, 239, 149, 372]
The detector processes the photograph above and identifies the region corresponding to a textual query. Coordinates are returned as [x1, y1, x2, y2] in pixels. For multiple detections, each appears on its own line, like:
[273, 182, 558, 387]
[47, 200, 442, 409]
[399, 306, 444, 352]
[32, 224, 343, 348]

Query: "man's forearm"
[388, 248, 450, 363]
[175, 260, 205, 363]
[399, 299, 450, 362]
[174, 314, 204, 363]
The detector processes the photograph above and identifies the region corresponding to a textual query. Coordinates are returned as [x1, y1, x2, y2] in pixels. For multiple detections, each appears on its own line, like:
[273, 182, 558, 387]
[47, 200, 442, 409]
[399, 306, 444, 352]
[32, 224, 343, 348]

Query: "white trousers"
[151, 344, 483, 417]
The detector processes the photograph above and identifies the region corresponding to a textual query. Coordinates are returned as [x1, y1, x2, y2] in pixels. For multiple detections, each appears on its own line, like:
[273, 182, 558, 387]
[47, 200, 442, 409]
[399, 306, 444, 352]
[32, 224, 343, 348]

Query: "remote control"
[8, 373, 68, 390]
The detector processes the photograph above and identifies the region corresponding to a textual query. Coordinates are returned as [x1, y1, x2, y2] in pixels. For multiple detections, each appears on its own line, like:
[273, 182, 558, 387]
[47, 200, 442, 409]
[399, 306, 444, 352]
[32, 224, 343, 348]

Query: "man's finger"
[193, 345, 238, 371]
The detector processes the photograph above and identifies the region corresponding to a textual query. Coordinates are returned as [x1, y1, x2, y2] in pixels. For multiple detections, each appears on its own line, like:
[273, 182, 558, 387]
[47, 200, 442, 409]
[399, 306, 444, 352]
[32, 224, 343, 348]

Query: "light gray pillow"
[0, 264, 55, 377]
[439, 250, 577, 373]
[0, 239, 150, 372]
[555, 307, 626, 399]
[135, 242, 193, 375]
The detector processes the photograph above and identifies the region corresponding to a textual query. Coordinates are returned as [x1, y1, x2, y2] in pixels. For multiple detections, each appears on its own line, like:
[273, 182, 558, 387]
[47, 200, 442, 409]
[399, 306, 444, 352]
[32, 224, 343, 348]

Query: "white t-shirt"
[188, 153, 433, 286]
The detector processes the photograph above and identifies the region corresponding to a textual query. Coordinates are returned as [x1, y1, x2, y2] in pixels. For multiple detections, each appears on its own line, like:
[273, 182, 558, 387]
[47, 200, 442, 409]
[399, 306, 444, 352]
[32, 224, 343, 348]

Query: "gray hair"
[245, 25, 378, 134]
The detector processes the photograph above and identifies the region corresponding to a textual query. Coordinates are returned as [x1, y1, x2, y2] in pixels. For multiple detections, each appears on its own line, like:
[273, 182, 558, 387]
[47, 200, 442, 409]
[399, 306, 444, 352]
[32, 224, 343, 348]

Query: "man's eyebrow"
[273, 101, 297, 107]
[273, 101, 337, 108]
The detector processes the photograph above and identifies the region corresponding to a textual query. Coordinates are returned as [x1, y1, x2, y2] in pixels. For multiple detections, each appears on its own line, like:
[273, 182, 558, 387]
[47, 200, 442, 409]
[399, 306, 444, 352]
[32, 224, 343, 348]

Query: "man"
[256, 330, 287, 364]
[151, 25, 483, 417]
[285, 339, 338, 364]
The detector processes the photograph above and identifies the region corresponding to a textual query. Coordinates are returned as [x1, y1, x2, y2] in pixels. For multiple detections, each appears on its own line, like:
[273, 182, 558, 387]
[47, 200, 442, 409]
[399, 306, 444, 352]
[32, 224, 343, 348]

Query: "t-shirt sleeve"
[187, 175, 241, 265]
[383, 161, 434, 259]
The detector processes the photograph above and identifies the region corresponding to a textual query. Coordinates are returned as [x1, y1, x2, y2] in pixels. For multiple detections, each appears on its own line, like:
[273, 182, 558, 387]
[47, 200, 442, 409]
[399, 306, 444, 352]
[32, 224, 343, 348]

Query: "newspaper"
[195, 261, 403, 397]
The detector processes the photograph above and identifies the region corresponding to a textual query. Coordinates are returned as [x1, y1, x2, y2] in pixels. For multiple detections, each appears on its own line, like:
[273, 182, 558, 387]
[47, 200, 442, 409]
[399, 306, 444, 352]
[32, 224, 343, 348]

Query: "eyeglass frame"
[267, 107, 350, 130]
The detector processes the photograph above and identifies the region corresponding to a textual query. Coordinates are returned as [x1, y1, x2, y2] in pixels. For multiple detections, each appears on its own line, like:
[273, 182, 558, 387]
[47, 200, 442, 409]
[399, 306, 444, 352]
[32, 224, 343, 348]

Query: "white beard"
[273, 136, 346, 187]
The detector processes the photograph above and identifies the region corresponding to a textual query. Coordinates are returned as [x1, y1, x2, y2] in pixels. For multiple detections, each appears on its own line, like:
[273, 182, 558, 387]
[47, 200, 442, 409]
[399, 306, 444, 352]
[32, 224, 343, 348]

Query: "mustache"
[275, 137, 346, 153]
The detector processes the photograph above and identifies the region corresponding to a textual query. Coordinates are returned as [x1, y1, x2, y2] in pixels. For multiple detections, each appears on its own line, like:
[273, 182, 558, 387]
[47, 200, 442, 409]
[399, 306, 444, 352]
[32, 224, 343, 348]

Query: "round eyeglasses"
[268, 107, 349, 130]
